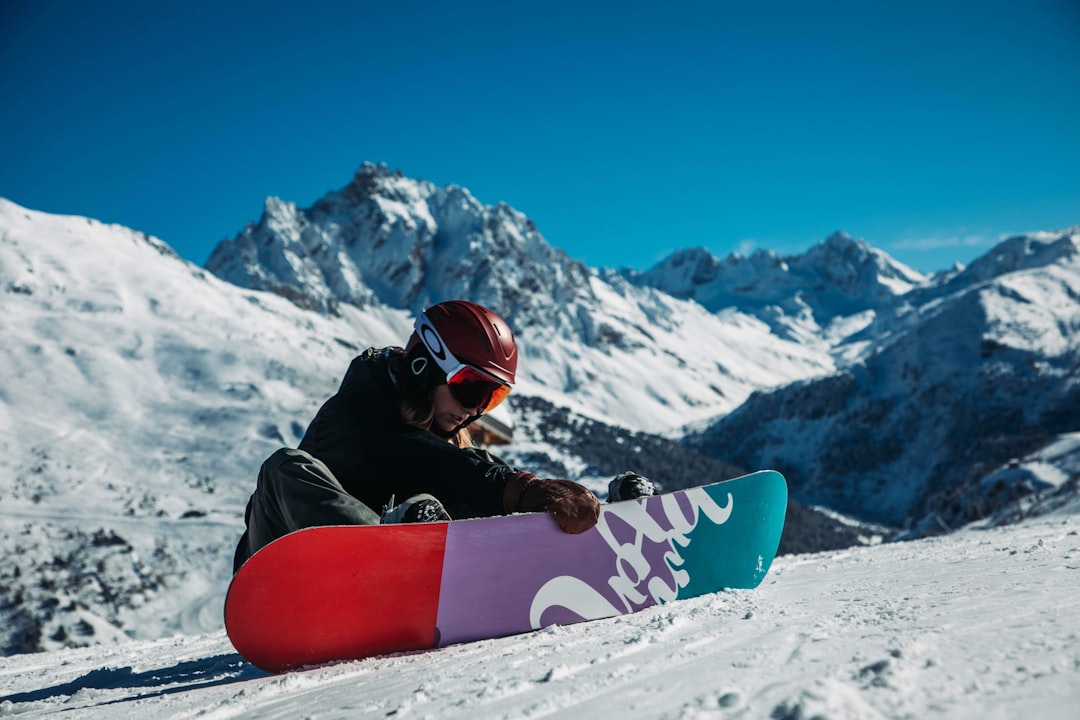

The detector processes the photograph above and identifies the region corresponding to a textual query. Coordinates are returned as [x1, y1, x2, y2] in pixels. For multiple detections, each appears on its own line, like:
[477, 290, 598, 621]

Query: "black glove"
[503, 471, 600, 534]
[608, 471, 657, 502]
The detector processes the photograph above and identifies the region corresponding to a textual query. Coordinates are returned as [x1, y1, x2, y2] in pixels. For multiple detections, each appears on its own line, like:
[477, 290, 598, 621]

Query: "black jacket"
[297, 347, 516, 519]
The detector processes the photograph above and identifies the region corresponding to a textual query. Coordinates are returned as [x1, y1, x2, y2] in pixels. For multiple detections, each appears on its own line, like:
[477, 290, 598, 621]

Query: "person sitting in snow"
[233, 299, 655, 573]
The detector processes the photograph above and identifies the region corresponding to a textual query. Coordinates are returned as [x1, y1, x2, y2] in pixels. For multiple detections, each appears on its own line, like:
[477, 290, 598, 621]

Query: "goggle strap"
[415, 310, 464, 377]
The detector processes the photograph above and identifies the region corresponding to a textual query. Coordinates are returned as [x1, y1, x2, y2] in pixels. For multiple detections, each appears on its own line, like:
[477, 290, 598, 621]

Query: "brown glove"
[503, 471, 600, 534]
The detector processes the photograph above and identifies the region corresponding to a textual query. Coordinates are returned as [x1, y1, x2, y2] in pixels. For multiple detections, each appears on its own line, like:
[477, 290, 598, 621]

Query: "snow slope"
[2, 510, 1077, 718]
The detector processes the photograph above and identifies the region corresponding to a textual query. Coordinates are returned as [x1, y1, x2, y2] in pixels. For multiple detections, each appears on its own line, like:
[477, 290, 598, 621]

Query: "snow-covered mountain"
[0, 197, 415, 654]
[688, 227, 1080, 530]
[203, 162, 1079, 533]
[207, 163, 593, 327]
[206, 162, 833, 431]
[632, 231, 928, 346]
[1, 162, 1078, 667]
[0, 192, 837, 656]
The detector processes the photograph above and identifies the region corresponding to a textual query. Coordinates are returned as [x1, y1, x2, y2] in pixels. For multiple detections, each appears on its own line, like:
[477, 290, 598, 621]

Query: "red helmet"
[406, 300, 518, 385]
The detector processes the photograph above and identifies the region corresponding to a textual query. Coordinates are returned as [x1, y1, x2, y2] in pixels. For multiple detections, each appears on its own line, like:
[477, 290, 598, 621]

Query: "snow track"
[2, 511, 1077, 718]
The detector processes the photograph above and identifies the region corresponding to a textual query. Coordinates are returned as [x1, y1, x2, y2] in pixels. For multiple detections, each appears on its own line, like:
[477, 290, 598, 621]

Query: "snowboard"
[224, 470, 787, 673]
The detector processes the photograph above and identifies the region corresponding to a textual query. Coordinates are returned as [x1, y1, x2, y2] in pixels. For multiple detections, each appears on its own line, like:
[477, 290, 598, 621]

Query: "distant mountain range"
[686, 228, 1080, 531]
[206, 162, 834, 431]
[1, 163, 1076, 655]
[205, 163, 1080, 530]
[633, 230, 927, 346]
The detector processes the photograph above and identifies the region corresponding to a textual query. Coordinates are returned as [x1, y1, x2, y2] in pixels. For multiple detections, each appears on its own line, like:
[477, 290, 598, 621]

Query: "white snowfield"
[2, 507, 1077, 719]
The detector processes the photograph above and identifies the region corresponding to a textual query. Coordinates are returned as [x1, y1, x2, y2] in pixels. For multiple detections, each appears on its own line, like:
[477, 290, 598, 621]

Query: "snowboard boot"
[380, 493, 452, 524]
[607, 471, 658, 502]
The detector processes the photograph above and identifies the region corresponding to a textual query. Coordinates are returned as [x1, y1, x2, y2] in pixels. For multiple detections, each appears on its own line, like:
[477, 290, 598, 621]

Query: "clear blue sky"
[3, 0, 1078, 274]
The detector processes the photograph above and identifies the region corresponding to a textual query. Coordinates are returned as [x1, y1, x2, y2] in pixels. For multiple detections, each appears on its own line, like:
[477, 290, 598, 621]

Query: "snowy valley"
[1, 163, 1079, 716]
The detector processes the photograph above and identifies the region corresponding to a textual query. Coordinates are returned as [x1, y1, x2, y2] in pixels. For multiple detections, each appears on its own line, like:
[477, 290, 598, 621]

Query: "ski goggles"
[415, 311, 513, 412]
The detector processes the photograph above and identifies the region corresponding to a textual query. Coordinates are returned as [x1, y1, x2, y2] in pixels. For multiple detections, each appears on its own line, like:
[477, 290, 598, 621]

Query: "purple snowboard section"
[435, 485, 736, 647]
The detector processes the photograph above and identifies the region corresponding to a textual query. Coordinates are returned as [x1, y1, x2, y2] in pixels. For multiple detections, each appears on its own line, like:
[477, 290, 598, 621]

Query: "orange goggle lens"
[446, 365, 512, 412]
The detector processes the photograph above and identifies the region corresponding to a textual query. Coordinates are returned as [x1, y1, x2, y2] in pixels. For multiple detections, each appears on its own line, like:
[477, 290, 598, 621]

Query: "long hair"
[398, 387, 474, 448]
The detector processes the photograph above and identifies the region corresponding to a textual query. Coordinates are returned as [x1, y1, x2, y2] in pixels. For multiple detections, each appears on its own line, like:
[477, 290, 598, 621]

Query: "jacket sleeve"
[374, 427, 518, 518]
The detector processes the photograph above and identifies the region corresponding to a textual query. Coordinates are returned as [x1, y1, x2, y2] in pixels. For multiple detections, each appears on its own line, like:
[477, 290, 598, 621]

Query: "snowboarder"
[233, 300, 654, 573]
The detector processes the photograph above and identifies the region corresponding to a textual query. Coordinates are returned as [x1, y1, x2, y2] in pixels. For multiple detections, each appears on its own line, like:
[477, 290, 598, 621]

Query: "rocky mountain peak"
[953, 229, 1080, 287]
[637, 230, 924, 343]
[205, 164, 595, 325]
[792, 231, 926, 302]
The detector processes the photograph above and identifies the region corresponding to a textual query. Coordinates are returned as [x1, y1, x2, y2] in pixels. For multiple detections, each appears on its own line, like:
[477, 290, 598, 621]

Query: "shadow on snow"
[0, 653, 266, 706]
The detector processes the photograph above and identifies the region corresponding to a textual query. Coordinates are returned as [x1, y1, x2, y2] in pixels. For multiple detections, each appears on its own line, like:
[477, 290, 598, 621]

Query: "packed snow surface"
[2, 509, 1077, 719]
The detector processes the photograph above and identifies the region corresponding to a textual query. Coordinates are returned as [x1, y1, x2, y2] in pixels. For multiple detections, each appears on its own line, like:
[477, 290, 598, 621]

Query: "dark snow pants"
[232, 447, 380, 573]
